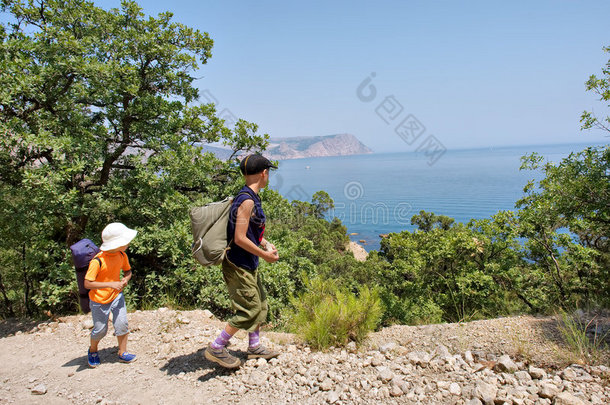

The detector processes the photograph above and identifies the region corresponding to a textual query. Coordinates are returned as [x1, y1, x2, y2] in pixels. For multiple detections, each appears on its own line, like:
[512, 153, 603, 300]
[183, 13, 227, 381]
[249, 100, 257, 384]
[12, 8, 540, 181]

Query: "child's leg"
[248, 325, 260, 349]
[109, 293, 130, 355]
[90, 337, 101, 352]
[211, 324, 239, 349]
[117, 333, 128, 354]
[90, 301, 110, 351]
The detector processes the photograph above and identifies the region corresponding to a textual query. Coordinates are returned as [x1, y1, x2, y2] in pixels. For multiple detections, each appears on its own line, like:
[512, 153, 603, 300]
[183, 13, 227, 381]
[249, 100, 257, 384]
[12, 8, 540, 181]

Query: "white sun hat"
[99, 223, 138, 251]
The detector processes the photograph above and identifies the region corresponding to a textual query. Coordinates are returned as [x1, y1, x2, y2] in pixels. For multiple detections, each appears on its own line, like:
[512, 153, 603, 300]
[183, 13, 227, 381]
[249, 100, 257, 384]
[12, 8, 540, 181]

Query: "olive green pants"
[222, 257, 268, 332]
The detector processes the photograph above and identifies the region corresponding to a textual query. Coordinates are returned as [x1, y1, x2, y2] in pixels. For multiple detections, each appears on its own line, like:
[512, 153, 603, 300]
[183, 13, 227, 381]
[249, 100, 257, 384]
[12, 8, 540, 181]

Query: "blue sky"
[18, 1, 610, 151]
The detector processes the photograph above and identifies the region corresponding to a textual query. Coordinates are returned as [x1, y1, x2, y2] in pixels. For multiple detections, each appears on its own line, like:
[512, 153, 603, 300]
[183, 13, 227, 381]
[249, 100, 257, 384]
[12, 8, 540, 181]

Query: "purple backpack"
[69, 239, 101, 313]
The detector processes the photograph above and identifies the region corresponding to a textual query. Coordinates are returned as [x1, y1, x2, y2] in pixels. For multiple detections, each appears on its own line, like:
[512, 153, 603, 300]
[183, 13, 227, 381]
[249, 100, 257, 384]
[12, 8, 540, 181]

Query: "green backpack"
[189, 192, 249, 266]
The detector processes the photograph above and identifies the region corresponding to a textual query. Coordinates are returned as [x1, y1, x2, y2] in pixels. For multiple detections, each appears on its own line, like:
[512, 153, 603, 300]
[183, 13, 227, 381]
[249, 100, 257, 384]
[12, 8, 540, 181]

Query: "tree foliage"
[0, 0, 268, 316]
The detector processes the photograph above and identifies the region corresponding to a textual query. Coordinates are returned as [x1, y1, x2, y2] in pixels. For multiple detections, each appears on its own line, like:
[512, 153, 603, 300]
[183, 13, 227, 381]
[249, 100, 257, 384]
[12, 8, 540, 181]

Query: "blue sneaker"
[118, 352, 137, 363]
[87, 349, 100, 368]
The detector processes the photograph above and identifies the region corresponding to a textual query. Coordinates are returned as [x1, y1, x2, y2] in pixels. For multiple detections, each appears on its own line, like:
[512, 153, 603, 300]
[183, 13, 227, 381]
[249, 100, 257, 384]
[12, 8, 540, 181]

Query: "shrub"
[288, 276, 382, 350]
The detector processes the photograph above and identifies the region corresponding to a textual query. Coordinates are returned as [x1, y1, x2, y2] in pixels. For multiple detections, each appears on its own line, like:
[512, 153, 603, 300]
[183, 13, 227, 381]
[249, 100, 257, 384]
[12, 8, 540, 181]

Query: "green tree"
[517, 147, 609, 309]
[581, 45, 610, 136]
[0, 0, 268, 316]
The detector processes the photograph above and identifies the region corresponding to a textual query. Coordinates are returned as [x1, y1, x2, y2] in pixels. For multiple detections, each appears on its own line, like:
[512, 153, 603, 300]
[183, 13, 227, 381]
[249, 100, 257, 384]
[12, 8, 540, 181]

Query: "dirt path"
[1, 309, 608, 404]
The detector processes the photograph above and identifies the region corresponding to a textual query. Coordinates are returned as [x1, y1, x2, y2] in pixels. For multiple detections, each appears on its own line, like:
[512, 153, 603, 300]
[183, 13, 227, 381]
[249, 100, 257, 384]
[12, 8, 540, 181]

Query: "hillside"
[1, 310, 608, 404]
[266, 133, 373, 160]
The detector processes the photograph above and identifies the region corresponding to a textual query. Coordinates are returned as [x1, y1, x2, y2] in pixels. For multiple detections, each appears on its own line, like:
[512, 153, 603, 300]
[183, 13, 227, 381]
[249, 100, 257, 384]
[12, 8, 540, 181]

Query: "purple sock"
[211, 330, 232, 350]
[248, 330, 260, 349]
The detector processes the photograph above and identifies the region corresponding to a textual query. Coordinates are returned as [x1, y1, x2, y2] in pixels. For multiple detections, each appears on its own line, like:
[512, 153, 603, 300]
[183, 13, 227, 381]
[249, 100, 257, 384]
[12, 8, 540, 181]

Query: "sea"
[268, 142, 607, 252]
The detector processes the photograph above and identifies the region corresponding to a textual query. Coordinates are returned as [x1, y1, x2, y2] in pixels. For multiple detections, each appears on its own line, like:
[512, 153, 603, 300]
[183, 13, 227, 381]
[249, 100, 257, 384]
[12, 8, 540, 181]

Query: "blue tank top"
[226, 186, 266, 271]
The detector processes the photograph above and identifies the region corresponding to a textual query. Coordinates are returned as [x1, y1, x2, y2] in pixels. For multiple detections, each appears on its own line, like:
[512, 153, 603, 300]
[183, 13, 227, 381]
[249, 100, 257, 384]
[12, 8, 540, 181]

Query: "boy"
[205, 154, 280, 368]
[84, 222, 138, 367]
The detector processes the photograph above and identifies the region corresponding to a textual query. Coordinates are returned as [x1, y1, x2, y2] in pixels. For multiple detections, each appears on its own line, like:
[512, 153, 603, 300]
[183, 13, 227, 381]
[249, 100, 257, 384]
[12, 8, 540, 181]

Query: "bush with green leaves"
[0, 0, 267, 317]
[288, 276, 382, 350]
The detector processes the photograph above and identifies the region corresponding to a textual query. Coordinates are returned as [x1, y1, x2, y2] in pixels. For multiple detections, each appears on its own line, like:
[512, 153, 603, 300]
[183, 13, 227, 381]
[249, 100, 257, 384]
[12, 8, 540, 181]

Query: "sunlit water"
[269, 142, 605, 251]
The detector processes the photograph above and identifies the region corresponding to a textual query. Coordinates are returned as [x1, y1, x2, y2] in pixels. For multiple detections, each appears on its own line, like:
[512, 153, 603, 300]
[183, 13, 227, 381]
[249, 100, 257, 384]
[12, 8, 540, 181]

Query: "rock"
[389, 383, 403, 397]
[371, 352, 385, 366]
[561, 368, 578, 381]
[538, 383, 559, 399]
[320, 378, 333, 391]
[82, 319, 94, 329]
[514, 370, 532, 382]
[474, 380, 497, 405]
[391, 377, 409, 394]
[376, 366, 393, 383]
[255, 357, 267, 368]
[346, 341, 357, 353]
[327, 391, 340, 403]
[554, 391, 585, 405]
[496, 354, 518, 373]
[466, 399, 483, 405]
[379, 342, 396, 354]
[177, 316, 190, 324]
[464, 350, 475, 364]
[31, 383, 47, 395]
[449, 382, 461, 395]
[407, 351, 430, 366]
[202, 310, 214, 319]
[435, 344, 451, 357]
[528, 365, 546, 380]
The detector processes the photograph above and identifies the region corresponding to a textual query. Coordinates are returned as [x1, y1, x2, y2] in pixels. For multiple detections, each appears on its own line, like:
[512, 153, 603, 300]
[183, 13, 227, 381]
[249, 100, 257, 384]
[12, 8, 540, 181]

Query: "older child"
[205, 154, 280, 368]
[84, 222, 137, 367]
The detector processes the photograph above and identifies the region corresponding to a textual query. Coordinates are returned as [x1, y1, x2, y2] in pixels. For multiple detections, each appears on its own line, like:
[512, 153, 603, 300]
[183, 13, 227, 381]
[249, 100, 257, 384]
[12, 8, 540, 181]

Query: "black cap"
[240, 154, 278, 175]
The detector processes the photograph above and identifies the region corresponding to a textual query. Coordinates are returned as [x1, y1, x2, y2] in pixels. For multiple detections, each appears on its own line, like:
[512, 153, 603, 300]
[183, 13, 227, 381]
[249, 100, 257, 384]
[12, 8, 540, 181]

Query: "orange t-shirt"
[85, 251, 131, 304]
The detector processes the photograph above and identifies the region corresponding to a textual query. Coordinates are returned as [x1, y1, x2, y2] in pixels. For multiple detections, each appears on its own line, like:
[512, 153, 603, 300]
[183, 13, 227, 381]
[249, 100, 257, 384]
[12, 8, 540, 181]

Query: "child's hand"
[263, 248, 279, 263]
[120, 279, 128, 289]
[110, 281, 124, 291]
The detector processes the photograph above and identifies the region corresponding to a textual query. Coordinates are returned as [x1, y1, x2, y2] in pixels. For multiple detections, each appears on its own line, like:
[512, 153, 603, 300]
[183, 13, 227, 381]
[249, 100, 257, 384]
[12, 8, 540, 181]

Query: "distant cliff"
[266, 134, 372, 160]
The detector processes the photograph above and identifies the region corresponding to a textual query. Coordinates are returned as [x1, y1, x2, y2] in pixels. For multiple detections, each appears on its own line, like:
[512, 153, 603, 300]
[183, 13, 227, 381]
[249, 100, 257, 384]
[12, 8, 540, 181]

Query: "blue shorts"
[90, 293, 129, 341]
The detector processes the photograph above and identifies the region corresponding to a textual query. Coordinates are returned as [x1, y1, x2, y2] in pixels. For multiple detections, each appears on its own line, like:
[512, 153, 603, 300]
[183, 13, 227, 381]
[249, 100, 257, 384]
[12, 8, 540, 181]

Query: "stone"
[435, 344, 451, 357]
[371, 352, 385, 366]
[407, 351, 430, 366]
[561, 368, 578, 381]
[515, 370, 532, 382]
[379, 342, 396, 354]
[390, 383, 403, 397]
[538, 383, 559, 399]
[554, 391, 585, 405]
[474, 380, 497, 405]
[376, 366, 393, 383]
[528, 365, 546, 380]
[496, 354, 518, 373]
[449, 382, 461, 395]
[256, 358, 267, 368]
[346, 341, 357, 353]
[177, 316, 190, 324]
[466, 399, 483, 405]
[391, 377, 409, 394]
[31, 384, 47, 395]
[202, 310, 214, 318]
[320, 378, 333, 391]
[82, 319, 94, 329]
[464, 350, 475, 364]
[327, 391, 340, 403]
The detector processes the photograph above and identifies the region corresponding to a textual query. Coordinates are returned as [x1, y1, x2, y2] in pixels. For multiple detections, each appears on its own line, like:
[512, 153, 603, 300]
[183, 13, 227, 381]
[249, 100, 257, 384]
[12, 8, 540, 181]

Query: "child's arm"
[121, 270, 132, 288]
[84, 279, 124, 291]
[234, 200, 279, 263]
